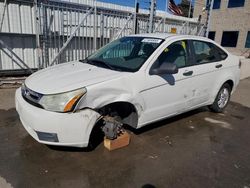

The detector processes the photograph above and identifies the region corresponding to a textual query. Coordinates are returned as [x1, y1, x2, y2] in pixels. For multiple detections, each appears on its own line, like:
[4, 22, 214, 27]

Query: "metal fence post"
[93, 0, 97, 51]
[148, 0, 156, 33]
[41, 2, 49, 68]
[100, 12, 104, 47]
[34, 0, 42, 69]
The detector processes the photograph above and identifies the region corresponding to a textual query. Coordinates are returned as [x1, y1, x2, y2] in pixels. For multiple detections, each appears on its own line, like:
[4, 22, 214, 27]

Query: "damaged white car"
[15, 33, 240, 148]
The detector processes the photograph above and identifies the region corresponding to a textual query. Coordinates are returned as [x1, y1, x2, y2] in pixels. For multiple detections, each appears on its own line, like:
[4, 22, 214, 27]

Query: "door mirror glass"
[150, 63, 178, 75]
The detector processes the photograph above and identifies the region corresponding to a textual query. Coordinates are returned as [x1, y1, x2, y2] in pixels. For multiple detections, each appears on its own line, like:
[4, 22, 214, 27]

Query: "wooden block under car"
[104, 131, 130, 151]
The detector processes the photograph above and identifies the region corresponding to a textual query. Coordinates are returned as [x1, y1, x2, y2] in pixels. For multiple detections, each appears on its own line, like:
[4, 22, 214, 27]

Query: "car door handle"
[183, 71, 193, 76]
[215, 64, 222, 68]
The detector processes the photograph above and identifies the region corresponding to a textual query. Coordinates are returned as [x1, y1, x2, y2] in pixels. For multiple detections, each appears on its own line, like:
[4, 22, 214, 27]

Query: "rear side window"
[192, 40, 227, 64]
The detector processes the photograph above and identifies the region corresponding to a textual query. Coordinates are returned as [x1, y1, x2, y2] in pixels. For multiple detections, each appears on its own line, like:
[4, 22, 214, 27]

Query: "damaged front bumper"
[15, 88, 100, 148]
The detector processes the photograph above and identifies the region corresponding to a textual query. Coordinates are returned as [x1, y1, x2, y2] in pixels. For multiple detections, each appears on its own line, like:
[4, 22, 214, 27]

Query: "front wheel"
[209, 83, 231, 113]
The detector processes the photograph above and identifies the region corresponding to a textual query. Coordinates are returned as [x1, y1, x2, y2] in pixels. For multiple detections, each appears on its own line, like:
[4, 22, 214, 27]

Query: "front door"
[139, 40, 194, 126]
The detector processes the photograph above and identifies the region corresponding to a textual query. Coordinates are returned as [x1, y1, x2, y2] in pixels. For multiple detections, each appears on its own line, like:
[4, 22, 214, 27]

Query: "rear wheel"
[209, 83, 231, 113]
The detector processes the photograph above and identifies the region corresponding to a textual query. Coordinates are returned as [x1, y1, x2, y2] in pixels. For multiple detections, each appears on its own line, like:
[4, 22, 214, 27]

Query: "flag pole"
[166, 0, 169, 14]
[133, 0, 138, 34]
[188, 0, 192, 18]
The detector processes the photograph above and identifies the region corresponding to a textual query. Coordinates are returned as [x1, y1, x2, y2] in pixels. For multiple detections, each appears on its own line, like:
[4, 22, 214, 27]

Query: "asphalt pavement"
[0, 78, 250, 188]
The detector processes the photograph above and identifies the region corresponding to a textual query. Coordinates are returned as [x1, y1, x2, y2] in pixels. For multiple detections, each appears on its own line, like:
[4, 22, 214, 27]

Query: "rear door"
[184, 39, 228, 109]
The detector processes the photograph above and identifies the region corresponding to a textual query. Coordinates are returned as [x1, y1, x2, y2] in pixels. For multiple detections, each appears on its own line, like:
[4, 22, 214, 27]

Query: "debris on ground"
[0, 77, 25, 88]
[148, 154, 158, 159]
[234, 164, 240, 169]
[159, 136, 173, 147]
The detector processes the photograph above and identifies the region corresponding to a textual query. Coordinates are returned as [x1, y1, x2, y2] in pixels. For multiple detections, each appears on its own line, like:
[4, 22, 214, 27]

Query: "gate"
[0, 0, 205, 72]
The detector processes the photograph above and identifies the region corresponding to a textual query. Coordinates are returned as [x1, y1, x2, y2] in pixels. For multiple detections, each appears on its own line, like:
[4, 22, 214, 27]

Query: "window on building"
[221, 31, 239, 47]
[208, 32, 216, 40]
[206, 0, 221, 9]
[228, 0, 245, 8]
[245, 31, 250, 48]
[213, 0, 221, 9]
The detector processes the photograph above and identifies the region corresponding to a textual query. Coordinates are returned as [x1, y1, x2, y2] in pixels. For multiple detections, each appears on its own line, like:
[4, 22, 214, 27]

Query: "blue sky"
[99, 0, 184, 11]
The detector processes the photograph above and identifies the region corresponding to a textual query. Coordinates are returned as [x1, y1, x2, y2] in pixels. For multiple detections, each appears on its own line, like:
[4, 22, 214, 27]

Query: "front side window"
[245, 31, 250, 48]
[192, 40, 227, 64]
[228, 0, 245, 8]
[221, 31, 239, 47]
[86, 37, 163, 72]
[152, 40, 188, 70]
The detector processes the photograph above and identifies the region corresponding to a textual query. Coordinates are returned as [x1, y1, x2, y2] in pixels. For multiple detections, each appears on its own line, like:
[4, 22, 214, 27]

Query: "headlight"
[39, 88, 87, 112]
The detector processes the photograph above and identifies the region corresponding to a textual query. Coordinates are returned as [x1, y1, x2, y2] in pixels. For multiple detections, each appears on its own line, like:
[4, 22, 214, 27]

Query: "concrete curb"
[240, 57, 250, 80]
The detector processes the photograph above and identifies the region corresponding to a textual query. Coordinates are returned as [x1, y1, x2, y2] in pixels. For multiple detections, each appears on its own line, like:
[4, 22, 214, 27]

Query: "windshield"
[85, 37, 164, 72]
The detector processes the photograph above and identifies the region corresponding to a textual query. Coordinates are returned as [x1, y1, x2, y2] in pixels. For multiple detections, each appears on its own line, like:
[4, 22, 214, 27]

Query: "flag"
[168, 0, 184, 16]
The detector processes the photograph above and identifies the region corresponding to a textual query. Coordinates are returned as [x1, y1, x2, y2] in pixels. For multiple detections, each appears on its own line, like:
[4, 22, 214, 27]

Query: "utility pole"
[34, 0, 42, 69]
[133, 0, 139, 34]
[205, 0, 214, 37]
[148, 0, 157, 33]
[93, 0, 97, 51]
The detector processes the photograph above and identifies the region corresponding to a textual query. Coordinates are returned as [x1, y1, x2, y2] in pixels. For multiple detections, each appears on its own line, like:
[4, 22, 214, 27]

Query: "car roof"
[128, 33, 229, 53]
[129, 33, 211, 42]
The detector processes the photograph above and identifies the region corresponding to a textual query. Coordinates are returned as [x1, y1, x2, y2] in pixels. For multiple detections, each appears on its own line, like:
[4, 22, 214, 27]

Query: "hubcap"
[217, 88, 229, 109]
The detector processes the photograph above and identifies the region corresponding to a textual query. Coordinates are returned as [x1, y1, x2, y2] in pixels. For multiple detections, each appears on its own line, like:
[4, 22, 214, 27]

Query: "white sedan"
[15, 33, 241, 148]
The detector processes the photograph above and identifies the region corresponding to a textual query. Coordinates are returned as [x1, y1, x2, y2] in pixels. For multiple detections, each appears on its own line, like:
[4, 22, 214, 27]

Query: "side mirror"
[150, 63, 178, 75]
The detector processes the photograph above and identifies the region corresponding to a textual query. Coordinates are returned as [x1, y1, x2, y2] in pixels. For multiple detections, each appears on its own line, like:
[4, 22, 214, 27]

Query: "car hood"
[25, 61, 126, 94]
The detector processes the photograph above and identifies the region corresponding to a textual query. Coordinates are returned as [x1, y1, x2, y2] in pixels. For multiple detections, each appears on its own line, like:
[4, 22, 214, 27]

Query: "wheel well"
[97, 102, 138, 128]
[224, 80, 234, 91]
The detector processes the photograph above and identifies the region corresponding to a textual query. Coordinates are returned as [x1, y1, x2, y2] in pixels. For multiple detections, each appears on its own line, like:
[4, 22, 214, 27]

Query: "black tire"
[209, 83, 231, 113]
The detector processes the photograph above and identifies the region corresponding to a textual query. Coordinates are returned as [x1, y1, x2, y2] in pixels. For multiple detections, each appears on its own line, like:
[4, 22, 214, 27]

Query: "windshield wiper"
[79, 59, 88, 63]
[79, 58, 115, 70]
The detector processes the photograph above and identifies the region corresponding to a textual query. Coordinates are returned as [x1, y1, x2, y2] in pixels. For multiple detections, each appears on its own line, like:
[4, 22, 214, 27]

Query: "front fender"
[77, 84, 145, 118]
